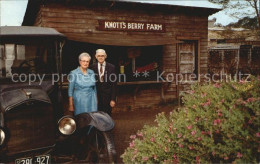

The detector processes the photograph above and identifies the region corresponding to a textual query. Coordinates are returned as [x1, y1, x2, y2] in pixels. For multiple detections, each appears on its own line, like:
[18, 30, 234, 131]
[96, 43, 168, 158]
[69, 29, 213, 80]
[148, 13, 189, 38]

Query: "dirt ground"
[112, 104, 176, 163]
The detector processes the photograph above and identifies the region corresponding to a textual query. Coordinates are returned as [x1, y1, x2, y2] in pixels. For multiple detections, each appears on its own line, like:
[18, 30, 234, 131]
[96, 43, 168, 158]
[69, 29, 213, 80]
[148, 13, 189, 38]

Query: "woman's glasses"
[80, 60, 89, 63]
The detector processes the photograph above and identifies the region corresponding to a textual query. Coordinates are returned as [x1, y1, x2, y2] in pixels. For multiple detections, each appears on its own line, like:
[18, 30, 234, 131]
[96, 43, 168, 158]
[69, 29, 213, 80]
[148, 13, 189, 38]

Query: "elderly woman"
[68, 52, 97, 115]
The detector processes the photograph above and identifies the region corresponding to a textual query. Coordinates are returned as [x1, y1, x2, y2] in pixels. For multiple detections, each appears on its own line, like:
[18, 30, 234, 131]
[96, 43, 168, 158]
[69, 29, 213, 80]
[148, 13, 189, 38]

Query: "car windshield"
[0, 42, 57, 79]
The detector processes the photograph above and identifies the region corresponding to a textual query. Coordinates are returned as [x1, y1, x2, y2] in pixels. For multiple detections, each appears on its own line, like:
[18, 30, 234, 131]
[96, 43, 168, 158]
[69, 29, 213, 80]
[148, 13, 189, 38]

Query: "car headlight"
[58, 116, 76, 135]
[0, 129, 5, 145]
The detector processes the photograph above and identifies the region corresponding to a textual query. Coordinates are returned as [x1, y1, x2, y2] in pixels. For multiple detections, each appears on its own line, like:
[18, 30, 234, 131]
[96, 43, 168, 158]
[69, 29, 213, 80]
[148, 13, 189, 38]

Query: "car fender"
[75, 111, 114, 131]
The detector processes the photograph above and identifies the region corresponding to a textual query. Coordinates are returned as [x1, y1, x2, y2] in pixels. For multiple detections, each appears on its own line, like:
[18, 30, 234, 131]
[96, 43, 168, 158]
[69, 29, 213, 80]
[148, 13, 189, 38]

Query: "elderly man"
[91, 49, 116, 115]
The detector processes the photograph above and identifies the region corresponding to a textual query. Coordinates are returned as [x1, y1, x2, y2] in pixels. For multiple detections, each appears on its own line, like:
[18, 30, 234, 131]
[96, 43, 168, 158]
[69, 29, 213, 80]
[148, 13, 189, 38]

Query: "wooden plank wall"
[34, 3, 209, 110]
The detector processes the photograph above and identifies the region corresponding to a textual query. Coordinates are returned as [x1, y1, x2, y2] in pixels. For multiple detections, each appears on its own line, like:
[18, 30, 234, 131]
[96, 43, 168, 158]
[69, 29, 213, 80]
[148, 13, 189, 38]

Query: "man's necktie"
[100, 64, 104, 82]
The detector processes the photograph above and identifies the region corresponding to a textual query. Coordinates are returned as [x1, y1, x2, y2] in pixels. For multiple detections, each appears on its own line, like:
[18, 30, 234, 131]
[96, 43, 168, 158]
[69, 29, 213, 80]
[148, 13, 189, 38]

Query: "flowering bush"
[121, 77, 260, 163]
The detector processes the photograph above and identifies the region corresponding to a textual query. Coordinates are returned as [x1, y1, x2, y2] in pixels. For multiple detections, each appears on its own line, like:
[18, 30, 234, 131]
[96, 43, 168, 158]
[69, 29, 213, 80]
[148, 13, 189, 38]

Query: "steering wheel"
[18, 58, 37, 74]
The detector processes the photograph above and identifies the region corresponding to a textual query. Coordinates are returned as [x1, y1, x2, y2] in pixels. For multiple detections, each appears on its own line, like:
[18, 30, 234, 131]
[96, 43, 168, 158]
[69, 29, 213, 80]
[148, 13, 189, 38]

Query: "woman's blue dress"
[68, 67, 97, 115]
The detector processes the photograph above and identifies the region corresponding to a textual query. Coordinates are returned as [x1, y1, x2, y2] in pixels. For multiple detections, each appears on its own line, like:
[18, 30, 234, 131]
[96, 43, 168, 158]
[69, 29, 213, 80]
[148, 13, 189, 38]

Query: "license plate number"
[15, 155, 50, 164]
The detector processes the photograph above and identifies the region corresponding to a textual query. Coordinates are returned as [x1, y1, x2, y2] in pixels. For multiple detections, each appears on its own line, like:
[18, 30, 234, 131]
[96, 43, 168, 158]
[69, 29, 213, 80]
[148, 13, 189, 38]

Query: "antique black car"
[0, 26, 116, 163]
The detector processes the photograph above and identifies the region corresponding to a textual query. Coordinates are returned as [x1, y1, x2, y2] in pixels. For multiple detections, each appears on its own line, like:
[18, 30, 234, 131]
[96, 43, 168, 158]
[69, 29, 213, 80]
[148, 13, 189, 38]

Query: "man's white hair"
[96, 49, 107, 56]
[79, 52, 91, 62]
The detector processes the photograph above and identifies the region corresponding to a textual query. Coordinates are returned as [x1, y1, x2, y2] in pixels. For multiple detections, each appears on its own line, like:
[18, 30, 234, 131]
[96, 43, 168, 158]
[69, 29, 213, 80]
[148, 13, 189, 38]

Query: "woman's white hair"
[78, 52, 91, 62]
[95, 49, 107, 56]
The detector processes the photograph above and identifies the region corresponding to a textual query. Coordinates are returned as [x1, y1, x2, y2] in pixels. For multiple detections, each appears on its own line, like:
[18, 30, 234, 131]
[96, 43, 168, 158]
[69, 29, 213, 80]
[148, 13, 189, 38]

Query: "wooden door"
[178, 42, 196, 103]
[178, 42, 196, 82]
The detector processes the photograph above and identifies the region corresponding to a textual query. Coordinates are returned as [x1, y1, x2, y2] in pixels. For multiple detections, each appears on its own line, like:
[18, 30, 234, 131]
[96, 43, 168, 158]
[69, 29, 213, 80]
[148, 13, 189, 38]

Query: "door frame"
[176, 36, 201, 105]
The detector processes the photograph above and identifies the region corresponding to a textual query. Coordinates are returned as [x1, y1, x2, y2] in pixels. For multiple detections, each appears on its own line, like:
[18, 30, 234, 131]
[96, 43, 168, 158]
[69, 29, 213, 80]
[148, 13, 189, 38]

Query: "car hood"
[0, 87, 51, 112]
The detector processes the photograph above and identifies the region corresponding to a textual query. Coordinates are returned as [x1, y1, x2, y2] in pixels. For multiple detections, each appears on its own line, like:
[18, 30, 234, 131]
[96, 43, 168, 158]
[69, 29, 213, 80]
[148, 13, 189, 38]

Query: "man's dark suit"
[91, 62, 116, 115]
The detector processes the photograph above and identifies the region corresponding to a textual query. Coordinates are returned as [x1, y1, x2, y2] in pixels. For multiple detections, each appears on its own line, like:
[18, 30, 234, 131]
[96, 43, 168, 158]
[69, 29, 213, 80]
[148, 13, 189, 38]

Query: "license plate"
[15, 154, 51, 164]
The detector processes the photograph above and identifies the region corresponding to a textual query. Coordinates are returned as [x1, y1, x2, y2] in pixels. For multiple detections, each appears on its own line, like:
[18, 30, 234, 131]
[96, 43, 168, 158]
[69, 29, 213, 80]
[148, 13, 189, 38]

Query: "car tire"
[86, 128, 117, 163]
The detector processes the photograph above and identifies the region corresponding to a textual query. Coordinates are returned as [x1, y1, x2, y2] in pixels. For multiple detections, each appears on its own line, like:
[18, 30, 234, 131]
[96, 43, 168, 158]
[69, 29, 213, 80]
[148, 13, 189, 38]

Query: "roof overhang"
[0, 26, 66, 42]
[22, 0, 221, 26]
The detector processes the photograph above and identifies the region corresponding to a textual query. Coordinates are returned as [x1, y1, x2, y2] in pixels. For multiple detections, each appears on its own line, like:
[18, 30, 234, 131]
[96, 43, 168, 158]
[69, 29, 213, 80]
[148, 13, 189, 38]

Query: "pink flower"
[212, 151, 216, 156]
[213, 119, 221, 125]
[201, 131, 205, 135]
[214, 83, 221, 88]
[239, 80, 246, 84]
[142, 156, 149, 161]
[247, 97, 256, 102]
[165, 146, 169, 152]
[189, 146, 194, 150]
[256, 132, 260, 137]
[169, 125, 172, 132]
[197, 137, 202, 141]
[137, 132, 143, 137]
[202, 99, 211, 107]
[130, 135, 136, 139]
[134, 148, 138, 155]
[173, 154, 177, 159]
[236, 98, 242, 103]
[201, 93, 207, 97]
[129, 141, 135, 148]
[191, 130, 197, 136]
[224, 156, 229, 160]
[150, 137, 155, 142]
[196, 156, 200, 164]
[179, 144, 183, 148]
[177, 133, 182, 138]
[187, 125, 192, 130]
[237, 152, 243, 158]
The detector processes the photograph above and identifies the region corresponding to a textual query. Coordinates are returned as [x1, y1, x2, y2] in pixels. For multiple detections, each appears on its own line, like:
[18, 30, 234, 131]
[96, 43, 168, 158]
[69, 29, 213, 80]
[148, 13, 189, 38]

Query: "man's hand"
[65, 110, 74, 116]
[110, 100, 116, 107]
[68, 97, 74, 112]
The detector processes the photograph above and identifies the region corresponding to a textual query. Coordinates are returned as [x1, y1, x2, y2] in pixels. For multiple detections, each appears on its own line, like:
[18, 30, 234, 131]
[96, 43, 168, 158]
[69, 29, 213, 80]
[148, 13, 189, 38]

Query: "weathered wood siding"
[33, 3, 209, 110]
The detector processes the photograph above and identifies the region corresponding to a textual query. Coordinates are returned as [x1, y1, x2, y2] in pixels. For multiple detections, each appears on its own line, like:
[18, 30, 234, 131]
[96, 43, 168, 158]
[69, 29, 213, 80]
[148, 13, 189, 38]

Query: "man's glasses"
[97, 55, 106, 58]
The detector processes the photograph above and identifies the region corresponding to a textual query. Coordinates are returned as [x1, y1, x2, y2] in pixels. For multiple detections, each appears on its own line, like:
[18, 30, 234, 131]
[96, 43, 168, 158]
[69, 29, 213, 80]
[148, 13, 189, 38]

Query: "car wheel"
[86, 128, 116, 163]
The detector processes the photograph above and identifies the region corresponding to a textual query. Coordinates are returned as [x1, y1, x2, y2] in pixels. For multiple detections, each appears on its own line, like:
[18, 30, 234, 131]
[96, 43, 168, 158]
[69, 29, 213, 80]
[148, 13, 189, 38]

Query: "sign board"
[98, 20, 165, 32]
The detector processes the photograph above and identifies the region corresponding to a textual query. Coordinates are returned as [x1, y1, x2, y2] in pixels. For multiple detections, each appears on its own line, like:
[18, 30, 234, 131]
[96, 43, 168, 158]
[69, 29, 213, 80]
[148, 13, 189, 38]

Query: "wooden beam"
[109, 1, 115, 8]
[89, 0, 94, 5]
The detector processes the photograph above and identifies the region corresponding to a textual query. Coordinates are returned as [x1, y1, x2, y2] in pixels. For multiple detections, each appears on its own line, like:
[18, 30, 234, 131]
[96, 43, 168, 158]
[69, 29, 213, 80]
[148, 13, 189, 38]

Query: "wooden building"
[208, 22, 260, 76]
[22, 0, 220, 111]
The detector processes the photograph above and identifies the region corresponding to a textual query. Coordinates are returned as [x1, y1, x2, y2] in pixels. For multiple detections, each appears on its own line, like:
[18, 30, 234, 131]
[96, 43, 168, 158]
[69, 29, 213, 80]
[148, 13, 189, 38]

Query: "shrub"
[121, 77, 260, 163]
